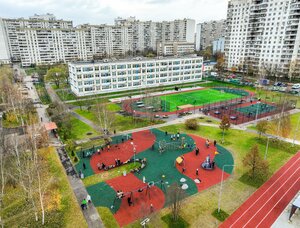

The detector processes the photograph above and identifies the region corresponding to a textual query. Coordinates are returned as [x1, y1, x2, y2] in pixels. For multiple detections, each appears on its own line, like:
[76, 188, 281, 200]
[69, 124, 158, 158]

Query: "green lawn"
[74, 108, 164, 132]
[248, 112, 300, 141]
[1, 147, 87, 227]
[56, 90, 77, 101]
[160, 89, 241, 112]
[70, 116, 98, 140]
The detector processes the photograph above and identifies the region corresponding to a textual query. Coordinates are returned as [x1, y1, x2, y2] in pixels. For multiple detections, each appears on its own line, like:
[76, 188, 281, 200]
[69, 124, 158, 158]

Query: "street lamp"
[264, 136, 271, 160]
[218, 164, 236, 213]
[292, 115, 300, 147]
[130, 142, 136, 164]
[255, 101, 261, 121]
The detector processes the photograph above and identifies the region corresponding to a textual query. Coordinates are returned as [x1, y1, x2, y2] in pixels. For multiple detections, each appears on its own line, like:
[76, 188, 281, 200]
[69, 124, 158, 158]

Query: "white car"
[291, 84, 300, 92]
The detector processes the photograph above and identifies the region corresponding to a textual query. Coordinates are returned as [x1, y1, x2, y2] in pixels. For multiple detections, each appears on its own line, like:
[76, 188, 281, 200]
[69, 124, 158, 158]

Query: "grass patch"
[70, 116, 98, 140]
[83, 163, 141, 187]
[1, 147, 87, 227]
[247, 112, 300, 141]
[239, 173, 266, 188]
[107, 103, 121, 112]
[212, 209, 229, 222]
[74, 108, 164, 132]
[97, 207, 119, 228]
[56, 90, 77, 101]
[34, 83, 51, 104]
[161, 213, 189, 228]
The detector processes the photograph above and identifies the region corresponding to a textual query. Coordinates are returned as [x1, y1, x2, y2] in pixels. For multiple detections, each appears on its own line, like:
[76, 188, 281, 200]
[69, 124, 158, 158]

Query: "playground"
[75, 129, 234, 226]
[123, 87, 252, 116]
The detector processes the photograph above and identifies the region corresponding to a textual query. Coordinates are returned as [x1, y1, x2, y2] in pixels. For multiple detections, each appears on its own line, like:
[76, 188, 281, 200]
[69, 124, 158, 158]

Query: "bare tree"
[94, 101, 115, 136]
[166, 183, 186, 221]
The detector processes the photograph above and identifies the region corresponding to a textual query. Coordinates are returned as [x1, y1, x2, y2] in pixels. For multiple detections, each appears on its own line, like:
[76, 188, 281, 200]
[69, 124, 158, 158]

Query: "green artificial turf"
[159, 89, 241, 112]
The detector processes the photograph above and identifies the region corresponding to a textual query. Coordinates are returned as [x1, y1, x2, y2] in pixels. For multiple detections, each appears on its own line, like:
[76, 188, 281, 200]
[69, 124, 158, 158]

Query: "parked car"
[291, 83, 300, 92]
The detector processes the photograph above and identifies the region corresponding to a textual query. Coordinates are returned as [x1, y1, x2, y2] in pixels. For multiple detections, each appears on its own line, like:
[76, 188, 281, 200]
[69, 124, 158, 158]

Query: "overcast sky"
[0, 0, 228, 25]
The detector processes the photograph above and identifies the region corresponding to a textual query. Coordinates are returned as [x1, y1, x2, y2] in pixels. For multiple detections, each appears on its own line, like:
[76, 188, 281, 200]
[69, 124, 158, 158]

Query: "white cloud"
[0, 0, 228, 25]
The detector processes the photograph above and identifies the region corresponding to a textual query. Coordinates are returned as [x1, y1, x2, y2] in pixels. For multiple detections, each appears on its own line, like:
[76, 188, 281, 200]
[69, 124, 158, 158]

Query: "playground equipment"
[201, 155, 215, 170]
[158, 137, 188, 154]
[110, 179, 167, 213]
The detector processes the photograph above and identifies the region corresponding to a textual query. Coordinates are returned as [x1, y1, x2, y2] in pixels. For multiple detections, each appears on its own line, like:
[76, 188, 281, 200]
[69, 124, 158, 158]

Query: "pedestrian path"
[24, 74, 104, 227]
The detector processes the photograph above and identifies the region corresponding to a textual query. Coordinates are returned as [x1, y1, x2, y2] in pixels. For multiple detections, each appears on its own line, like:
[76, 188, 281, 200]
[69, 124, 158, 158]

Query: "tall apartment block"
[0, 14, 195, 66]
[69, 56, 203, 96]
[115, 17, 195, 54]
[195, 19, 226, 51]
[225, 0, 300, 78]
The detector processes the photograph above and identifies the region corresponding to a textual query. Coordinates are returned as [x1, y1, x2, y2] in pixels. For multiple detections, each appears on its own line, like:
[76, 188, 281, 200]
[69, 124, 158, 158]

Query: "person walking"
[195, 147, 199, 156]
[86, 194, 92, 204]
[214, 140, 217, 147]
[196, 168, 199, 176]
[81, 198, 87, 210]
[150, 204, 154, 213]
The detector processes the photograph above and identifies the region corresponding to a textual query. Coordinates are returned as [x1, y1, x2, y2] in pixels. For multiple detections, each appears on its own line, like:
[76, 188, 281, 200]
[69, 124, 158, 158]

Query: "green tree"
[256, 120, 269, 137]
[243, 145, 269, 179]
[46, 65, 68, 88]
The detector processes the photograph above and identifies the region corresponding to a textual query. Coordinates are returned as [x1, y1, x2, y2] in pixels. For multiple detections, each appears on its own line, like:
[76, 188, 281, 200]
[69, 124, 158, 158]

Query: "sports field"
[161, 89, 242, 112]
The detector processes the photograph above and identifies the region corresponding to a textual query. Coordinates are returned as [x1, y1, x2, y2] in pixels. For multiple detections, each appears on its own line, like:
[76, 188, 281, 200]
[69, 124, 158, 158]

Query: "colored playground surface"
[220, 151, 300, 228]
[236, 102, 276, 115]
[75, 129, 234, 227]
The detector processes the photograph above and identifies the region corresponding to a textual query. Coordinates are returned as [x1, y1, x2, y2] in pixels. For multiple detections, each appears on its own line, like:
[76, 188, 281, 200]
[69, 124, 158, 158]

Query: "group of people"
[169, 132, 181, 141]
[205, 139, 217, 148]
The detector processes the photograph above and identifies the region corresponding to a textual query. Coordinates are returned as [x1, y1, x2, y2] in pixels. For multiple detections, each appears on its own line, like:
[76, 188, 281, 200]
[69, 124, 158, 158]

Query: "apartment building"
[225, 0, 300, 78]
[0, 15, 196, 66]
[115, 17, 195, 53]
[195, 20, 226, 51]
[213, 37, 225, 54]
[69, 56, 203, 96]
[157, 42, 195, 56]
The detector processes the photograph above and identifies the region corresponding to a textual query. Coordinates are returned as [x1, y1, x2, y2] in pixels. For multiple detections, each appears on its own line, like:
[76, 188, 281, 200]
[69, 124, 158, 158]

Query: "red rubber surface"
[90, 130, 155, 174]
[106, 173, 165, 227]
[176, 134, 230, 191]
[220, 151, 300, 228]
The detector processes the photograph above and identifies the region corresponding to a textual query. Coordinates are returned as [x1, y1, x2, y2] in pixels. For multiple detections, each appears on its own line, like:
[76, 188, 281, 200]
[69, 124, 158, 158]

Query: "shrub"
[74, 157, 78, 163]
[212, 208, 229, 222]
[185, 118, 199, 130]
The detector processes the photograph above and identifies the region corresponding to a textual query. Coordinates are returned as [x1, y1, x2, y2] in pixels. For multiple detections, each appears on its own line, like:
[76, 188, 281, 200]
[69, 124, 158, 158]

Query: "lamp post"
[130, 142, 136, 164]
[255, 101, 261, 121]
[292, 115, 300, 146]
[218, 164, 236, 213]
[264, 136, 271, 160]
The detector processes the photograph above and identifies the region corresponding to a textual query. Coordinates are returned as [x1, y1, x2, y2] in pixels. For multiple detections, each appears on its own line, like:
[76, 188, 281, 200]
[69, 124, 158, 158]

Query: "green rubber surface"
[86, 181, 121, 212]
[133, 129, 198, 205]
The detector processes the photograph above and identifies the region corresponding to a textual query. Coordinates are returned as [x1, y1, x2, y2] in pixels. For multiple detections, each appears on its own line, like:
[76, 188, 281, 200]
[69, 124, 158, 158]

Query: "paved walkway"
[24, 74, 104, 227]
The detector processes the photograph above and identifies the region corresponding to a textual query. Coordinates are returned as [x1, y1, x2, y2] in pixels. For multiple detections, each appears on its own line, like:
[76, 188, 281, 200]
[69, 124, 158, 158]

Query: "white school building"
[69, 56, 203, 96]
